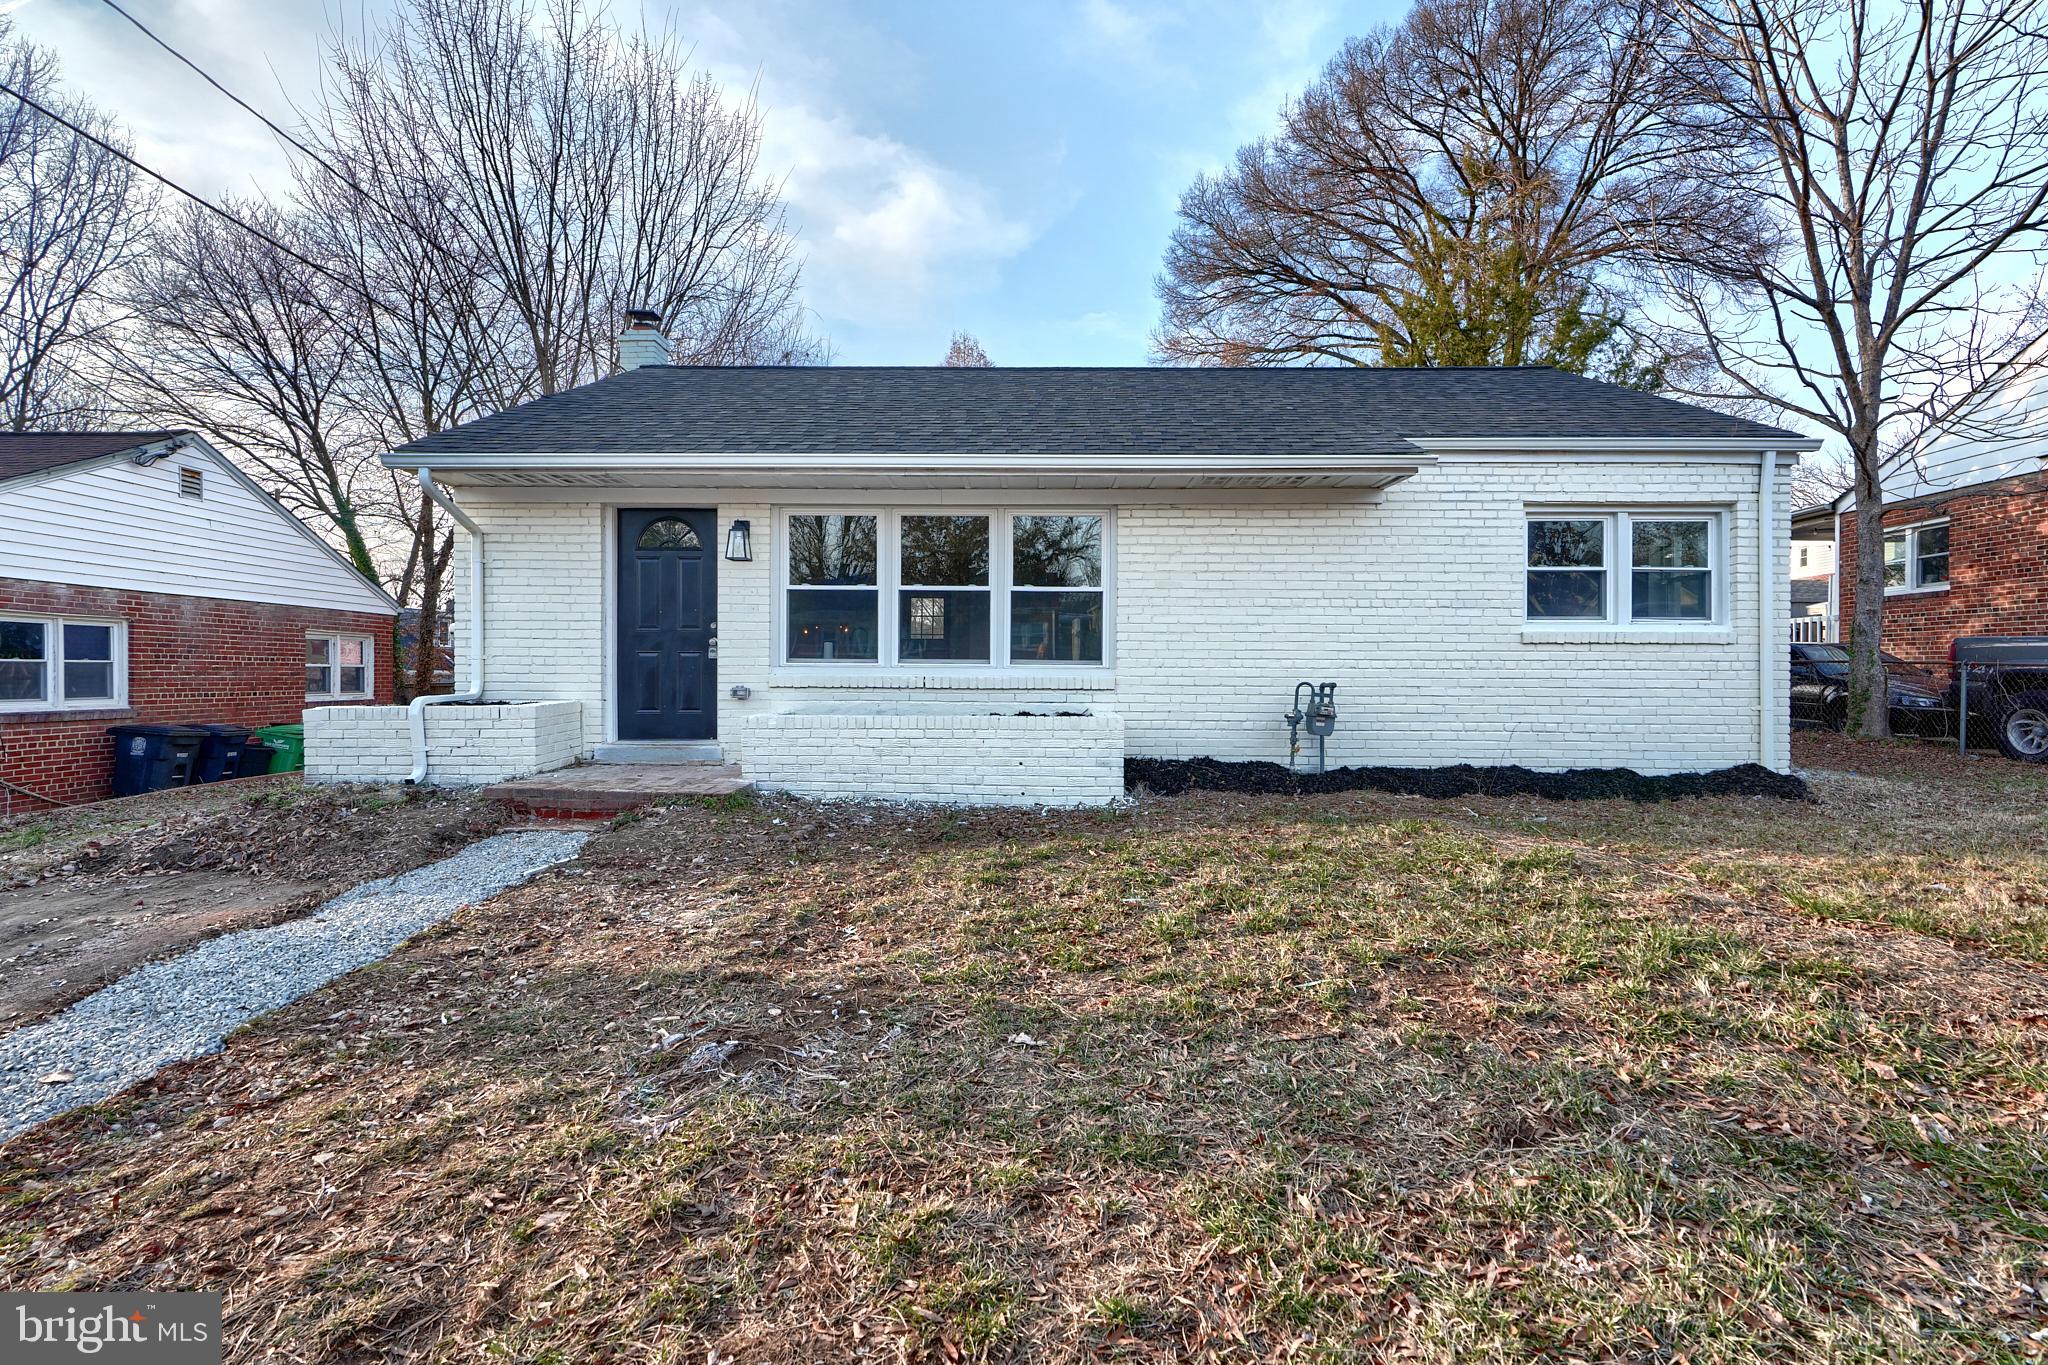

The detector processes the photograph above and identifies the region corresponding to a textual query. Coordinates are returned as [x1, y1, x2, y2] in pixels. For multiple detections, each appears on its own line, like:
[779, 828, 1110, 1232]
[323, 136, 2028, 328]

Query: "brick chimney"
[616, 308, 671, 371]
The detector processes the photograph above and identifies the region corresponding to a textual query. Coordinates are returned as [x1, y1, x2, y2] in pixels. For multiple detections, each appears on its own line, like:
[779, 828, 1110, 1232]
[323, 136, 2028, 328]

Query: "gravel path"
[0, 829, 587, 1142]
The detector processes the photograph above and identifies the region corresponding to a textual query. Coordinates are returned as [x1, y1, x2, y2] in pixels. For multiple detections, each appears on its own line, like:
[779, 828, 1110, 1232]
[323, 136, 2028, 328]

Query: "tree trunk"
[412, 522, 450, 700]
[1848, 439, 1891, 739]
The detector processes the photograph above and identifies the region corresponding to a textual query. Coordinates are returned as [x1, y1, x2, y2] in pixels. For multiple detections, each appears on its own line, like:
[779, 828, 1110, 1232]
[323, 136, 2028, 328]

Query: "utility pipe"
[1758, 449, 1778, 767]
[407, 468, 485, 785]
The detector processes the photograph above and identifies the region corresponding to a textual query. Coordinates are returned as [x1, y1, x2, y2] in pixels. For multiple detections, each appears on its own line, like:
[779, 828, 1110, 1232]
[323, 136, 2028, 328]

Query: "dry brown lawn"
[2, 734, 2045, 1362]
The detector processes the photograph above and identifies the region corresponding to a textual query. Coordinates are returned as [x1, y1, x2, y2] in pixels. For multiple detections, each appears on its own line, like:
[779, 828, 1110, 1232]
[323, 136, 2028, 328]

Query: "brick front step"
[483, 762, 751, 818]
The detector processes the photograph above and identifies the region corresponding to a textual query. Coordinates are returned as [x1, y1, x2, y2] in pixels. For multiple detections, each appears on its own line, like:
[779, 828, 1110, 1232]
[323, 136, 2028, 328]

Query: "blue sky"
[7, 0, 1403, 364]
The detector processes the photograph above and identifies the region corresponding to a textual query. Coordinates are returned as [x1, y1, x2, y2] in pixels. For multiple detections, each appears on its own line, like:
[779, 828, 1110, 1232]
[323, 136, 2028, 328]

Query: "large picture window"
[1526, 511, 1720, 625]
[0, 616, 123, 711]
[782, 509, 1110, 667]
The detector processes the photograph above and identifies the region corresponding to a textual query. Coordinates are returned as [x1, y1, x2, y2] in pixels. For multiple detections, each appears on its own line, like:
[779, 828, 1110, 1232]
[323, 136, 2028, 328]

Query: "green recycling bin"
[254, 723, 305, 774]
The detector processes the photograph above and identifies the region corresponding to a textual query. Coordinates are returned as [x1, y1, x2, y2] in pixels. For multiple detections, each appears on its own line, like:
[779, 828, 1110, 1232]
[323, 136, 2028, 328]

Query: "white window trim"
[0, 614, 127, 713]
[776, 506, 1115, 673]
[1882, 517, 1951, 596]
[1523, 508, 1728, 630]
[305, 631, 376, 702]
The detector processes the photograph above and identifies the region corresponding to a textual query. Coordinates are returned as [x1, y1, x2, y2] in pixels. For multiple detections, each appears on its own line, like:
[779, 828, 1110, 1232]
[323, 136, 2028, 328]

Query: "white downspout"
[1758, 450, 1778, 767]
[407, 468, 484, 785]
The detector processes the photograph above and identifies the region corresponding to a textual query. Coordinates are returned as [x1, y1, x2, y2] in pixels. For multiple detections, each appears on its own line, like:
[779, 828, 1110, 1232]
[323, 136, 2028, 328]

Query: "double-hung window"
[786, 514, 880, 660]
[783, 510, 1109, 667]
[1011, 514, 1104, 663]
[307, 632, 374, 700]
[1525, 511, 1719, 624]
[1884, 521, 1949, 592]
[0, 616, 122, 711]
[898, 515, 991, 661]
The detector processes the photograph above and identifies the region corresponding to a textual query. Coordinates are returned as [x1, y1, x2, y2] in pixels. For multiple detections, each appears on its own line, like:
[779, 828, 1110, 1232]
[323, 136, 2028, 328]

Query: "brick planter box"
[305, 701, 583, 786]
[736, 706, 1124, 807]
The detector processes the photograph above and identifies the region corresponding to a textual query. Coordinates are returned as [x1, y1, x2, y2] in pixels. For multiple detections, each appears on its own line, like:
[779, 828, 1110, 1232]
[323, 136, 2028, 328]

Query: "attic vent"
[177, 467, 203, 499]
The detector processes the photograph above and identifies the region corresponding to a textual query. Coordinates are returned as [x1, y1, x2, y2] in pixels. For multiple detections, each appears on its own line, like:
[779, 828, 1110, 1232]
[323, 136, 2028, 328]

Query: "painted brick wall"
[305, 701, 582, 785]
[738, 708, 1124, 806]
[0, 577, 395, 814]
[441, 455, 1792, 787]
[1835, 470, 2048, 673]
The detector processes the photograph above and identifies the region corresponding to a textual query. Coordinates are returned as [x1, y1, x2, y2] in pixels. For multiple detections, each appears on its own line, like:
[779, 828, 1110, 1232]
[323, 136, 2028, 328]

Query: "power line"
[0, 75, 364, 298]
[92, 0, 369, 212]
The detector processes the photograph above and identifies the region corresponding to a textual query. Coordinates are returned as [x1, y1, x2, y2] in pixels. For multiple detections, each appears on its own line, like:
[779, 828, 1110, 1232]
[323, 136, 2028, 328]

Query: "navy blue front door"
[617, 508, 717, 740]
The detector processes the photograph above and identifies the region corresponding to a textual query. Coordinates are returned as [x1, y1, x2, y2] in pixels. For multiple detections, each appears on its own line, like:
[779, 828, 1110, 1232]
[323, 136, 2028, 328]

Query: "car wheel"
[1822, 698, 1848, 732]
[1994, 691, 2048, 763]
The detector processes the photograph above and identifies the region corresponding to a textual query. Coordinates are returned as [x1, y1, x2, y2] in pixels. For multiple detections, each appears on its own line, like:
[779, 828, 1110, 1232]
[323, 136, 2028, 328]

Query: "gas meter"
[1285, 681, 1338, 773]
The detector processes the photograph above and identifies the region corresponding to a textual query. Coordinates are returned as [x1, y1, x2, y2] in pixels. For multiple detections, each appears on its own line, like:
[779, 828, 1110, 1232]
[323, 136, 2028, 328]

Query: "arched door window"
[637, 517, 702, 551]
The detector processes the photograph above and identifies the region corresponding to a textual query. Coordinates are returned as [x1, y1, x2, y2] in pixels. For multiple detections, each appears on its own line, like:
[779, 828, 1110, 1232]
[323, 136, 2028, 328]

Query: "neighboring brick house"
[305, 316, 1821, 805]
[1791, 367, 2048, 673]
[1, 431, 399, 813]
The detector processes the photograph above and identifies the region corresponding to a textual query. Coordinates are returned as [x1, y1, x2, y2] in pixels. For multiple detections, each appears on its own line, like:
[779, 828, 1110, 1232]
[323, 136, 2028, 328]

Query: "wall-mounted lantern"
[725, 519, 753, 561]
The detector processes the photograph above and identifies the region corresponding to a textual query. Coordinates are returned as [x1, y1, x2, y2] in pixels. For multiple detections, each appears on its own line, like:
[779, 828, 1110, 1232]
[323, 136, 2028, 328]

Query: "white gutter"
[407, 469, 484, 785]
[1759, 450, 1778, 767]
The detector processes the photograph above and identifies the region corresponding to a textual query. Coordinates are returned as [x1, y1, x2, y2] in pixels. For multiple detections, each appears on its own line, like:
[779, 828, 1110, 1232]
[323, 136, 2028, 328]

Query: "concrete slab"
[483, 763, 752, 818]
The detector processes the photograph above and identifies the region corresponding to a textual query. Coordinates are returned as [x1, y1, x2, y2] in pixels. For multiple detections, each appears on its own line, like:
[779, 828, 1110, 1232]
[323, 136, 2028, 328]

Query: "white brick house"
[340, 327, 1818, 805]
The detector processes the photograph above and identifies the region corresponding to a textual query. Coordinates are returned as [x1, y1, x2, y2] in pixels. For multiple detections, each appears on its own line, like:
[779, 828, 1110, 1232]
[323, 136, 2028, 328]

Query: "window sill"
[1883, 583, 1950, 597]
[767, 667, 1116, 691]
[1521, 627, 1734, 645]
[306, 695, 375, 704]
[0, 705, 135, 724]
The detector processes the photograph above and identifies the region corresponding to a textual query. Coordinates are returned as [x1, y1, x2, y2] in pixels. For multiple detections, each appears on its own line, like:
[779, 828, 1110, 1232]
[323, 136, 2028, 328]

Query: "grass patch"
[3, 734, 2045, 1361]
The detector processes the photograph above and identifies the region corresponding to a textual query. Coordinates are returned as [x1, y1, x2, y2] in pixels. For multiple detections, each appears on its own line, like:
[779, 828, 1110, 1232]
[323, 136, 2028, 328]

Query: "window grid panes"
[306, 634, 373, 699]
[786, 514, 880, 661]
[0, 619, 48, 703]
[1526, 519, 1608, 620]
[1, 617, 123, 708]
[898, 515, 991, 663]
[783, 510, 1109, 668]
[1884, 522, 1951, 592]
[1630, 519, 1712, 621]
[1526, 513, 1720, 625]
[1011, 515, 1103, 663]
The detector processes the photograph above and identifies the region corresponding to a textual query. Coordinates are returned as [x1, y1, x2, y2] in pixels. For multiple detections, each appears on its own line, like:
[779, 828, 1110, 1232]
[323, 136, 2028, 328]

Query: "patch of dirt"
[0, 779, 517, 1024]
[1127, 755, 1810, 802]
[1794, 727, 2048, 783]
[0, 872, 326, 1025]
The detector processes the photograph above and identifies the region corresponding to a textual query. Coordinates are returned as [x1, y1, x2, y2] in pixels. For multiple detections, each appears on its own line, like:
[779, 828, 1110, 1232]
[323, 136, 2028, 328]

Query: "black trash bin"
[187, 723, 255, 783]
[237, 736, 276, 779]
[106, 724, 207, 796]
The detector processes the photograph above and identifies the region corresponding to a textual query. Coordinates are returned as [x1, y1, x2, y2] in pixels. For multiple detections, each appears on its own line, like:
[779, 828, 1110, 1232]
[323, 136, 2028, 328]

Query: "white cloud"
[761, 104, 1034, 322]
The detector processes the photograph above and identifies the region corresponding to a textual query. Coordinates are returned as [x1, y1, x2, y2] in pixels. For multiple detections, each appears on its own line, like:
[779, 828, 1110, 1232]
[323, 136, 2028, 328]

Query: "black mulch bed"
[1125, 756, 1810, 803]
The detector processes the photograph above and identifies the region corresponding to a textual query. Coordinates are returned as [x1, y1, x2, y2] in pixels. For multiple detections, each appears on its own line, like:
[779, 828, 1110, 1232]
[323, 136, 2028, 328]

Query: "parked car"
[1788, 643, 1953, 735]
[1951, 636, 2048, 763]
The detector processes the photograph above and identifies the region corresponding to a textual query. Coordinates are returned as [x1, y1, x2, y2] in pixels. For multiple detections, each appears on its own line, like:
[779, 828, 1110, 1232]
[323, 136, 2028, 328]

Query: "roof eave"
[380, 450, 1437, 475]
[1405, 436, 1824, 455]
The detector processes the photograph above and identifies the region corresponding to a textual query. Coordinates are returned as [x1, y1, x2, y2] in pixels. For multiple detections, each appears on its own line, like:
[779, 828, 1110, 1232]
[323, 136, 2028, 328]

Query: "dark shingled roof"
[394, 366, 1805, 459]
[0, 430, 184, 482]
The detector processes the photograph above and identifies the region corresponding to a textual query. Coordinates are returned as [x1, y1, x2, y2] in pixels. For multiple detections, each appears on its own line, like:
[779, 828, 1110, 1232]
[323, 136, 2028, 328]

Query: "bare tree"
[1651, 0, 2048, 735]
[320, 0, 818, 400]
[943, 331, 992, 367]
[1789, 447, 1855, 512]
[0, 22, 152, 429]
[293, 124, 515, 698]
[118, 200, 383, 581]
[1154, 0, 1700, 376]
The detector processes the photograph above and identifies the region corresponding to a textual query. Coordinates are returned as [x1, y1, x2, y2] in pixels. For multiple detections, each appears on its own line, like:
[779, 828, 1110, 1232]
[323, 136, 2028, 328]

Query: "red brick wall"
[1, 578, 395, 813]
[1836, 470, 2048, 673]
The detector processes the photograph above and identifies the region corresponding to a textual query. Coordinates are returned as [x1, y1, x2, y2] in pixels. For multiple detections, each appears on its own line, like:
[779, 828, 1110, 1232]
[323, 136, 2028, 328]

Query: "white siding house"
[330, 345, 1816, 805]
